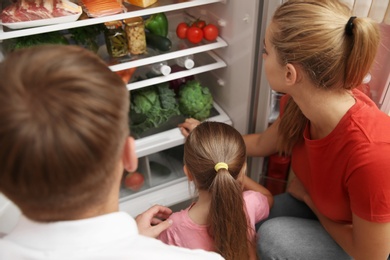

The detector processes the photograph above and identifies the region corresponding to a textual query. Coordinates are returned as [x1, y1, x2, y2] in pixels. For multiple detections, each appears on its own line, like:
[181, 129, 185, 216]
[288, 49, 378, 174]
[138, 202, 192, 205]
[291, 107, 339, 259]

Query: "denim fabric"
[257, 193, 352, 260]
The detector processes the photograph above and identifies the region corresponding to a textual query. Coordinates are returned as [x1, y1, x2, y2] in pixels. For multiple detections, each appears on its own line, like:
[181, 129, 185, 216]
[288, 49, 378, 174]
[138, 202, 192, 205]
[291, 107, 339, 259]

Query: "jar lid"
[104, 20, 122, 29]
[123, 17, 143, 26]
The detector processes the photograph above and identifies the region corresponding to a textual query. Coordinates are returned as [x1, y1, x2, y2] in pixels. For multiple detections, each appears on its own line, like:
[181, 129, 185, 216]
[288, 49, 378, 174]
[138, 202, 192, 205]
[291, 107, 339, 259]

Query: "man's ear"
[123, 136, 138, 173]
[183, 165, 193, 181]
[285, 63, 299, 86]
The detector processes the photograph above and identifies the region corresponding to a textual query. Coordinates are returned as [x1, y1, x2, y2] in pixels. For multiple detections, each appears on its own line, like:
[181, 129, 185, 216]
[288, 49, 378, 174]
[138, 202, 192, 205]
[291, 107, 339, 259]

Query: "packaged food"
[124, 17, 147, 55]
[81, 0, 123, 17]
[124, 0, 157, 8]
[104, 21, 128, 58]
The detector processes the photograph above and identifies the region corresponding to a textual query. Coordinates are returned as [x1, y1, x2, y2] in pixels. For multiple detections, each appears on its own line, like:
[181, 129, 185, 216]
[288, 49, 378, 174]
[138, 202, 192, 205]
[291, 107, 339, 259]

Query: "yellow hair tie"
[214, 162, 228, 172]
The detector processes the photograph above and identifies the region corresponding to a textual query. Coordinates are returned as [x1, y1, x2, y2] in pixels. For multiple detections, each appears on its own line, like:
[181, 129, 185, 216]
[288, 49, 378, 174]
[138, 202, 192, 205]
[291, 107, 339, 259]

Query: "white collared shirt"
[0, 211, 223, 259]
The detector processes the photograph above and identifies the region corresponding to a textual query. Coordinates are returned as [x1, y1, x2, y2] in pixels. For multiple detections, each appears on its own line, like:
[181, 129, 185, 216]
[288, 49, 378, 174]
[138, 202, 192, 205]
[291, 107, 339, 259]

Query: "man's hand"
[178, 118, 201, 137]
[135, 205, 173, 238]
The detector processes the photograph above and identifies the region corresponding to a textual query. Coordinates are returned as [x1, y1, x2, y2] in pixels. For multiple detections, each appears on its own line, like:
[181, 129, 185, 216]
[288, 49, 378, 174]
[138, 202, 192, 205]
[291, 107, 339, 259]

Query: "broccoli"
[178, 80, 213, 121]
[130, 83, 180, 136]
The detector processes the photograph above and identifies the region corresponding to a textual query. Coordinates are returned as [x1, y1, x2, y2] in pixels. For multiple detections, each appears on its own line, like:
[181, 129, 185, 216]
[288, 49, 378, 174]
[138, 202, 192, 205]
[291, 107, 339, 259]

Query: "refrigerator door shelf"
[135, 101, 232, 158]
[0, 0, 225, 41]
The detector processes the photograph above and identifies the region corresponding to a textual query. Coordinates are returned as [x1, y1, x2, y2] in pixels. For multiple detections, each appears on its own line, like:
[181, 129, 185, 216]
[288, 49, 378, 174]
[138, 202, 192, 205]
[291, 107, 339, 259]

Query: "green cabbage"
[130, 83, 180, 136]
[178, 80, 213, 121]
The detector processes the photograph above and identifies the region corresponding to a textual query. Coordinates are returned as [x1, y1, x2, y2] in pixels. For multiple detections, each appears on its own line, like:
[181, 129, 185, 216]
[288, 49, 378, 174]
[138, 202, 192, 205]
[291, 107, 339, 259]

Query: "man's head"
[0, 45, 135, 221]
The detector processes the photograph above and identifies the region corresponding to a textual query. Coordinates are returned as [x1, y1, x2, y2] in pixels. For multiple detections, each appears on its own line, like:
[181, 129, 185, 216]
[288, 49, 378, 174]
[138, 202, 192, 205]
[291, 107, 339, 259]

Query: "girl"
[159, 121, 273, 260]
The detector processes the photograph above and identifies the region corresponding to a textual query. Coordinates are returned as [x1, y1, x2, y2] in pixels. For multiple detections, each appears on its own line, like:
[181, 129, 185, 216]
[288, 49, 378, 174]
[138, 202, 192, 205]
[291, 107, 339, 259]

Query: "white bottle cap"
[160, 65, 171, 76]
[184, 59, 195, 69]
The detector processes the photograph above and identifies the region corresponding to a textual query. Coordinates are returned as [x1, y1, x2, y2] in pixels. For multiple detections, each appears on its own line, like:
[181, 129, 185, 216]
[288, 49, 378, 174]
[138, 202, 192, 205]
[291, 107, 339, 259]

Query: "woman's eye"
[262, 48, 268, 55]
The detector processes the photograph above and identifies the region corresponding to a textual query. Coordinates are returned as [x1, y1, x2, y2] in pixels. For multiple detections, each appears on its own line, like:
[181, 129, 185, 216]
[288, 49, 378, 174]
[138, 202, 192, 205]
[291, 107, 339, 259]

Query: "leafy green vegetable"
[68, 25, 103, 53]
[178, 80, 213, 121]
[5, 31, 68, 51]
[130, 83, 180, 136]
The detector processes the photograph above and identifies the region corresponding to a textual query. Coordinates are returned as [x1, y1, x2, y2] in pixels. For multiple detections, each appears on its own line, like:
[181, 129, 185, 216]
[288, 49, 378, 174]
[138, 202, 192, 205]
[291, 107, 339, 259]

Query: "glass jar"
[104, 21, 128, 58]
[123, 17, 146, 55]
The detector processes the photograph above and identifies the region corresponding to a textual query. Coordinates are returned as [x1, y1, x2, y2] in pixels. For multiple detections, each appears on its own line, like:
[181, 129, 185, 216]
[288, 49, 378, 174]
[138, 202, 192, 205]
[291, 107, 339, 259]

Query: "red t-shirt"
[281, 89, 390, 223]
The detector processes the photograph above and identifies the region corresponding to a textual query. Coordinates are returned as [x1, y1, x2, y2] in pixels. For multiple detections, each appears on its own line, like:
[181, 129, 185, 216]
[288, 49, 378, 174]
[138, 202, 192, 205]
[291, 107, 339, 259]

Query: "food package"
[80, 0, 124, 17]
[0, 0, 81, 23]
[124, 0, 157, 8]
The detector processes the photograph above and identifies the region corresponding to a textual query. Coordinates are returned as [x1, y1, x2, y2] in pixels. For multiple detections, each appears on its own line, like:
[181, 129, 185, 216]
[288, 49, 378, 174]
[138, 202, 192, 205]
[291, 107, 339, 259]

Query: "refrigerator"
[0, 0, 389, 233]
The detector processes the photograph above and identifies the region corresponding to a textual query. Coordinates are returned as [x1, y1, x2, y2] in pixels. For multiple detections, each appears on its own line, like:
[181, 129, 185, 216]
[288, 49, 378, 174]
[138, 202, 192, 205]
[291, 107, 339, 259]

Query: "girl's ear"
[183, 165, 193, 181]
[285, 63, 299, 86]
[122, 136, 138, 173]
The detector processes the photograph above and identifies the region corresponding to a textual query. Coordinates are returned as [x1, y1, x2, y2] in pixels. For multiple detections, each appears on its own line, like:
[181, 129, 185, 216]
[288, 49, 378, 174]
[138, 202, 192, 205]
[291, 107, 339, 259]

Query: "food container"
[104, 21, 128, 58]
[123, 17, 147, 55]
[124, 0, 157, 8]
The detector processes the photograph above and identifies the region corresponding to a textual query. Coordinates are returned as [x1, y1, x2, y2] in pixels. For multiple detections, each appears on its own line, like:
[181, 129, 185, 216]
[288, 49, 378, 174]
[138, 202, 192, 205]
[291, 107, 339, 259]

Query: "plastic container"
[265, 153, 291, 195]
[175, 55, 195, 69]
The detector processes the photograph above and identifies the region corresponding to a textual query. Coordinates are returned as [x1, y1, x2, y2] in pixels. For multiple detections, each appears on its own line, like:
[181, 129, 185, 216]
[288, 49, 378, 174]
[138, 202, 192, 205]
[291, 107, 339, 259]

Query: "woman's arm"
[242, 175, 273, 208]
[304, 195, 390, 260]
[289, 177, 390, 259]
[243, 117, 280, 157]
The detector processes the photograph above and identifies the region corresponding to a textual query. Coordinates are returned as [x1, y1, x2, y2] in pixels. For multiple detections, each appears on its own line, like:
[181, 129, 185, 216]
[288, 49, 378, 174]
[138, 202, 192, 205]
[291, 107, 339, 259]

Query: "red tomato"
[176, 22, 189, 39]
[203, 24, 219, 41]
[186, 26, 204, 44]
[191, 20, 206, 29]
[124, 172, 145, 191]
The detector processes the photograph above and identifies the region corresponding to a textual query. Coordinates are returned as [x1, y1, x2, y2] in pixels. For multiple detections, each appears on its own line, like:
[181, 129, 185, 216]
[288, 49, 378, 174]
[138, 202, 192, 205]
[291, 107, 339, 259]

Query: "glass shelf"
[0, 0, 224, 40]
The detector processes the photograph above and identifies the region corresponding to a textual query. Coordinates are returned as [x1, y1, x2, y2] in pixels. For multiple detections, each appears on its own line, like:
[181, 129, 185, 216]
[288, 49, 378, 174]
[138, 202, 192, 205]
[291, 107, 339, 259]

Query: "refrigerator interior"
[0, 0, 266, 226]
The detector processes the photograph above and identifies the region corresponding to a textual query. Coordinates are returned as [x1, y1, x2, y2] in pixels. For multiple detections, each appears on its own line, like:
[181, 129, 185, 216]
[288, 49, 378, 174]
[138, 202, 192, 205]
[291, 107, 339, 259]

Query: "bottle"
[149, 61, 171, 76]
[175, 55, 195, 69]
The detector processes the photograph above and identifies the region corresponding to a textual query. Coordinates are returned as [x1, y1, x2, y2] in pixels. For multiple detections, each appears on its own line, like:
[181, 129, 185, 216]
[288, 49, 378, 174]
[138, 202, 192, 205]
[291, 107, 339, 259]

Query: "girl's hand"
[178, 118, 201, 137]
[287, 176, 308, 202]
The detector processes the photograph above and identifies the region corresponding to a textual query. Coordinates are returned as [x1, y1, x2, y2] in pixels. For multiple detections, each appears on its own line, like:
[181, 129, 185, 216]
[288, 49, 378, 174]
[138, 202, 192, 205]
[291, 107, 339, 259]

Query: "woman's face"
[263, 22, 287, 93]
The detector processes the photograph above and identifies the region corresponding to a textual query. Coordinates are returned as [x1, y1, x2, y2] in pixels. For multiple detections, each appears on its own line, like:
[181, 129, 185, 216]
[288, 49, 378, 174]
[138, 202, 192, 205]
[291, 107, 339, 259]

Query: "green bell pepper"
[145, 13, 168, 37]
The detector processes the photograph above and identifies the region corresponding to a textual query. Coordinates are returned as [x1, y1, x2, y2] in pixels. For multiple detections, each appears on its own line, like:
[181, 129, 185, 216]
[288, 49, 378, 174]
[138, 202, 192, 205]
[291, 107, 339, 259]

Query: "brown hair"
[0, 45, 129, 221]
[184, 121, 252, 260]
[271, 0, 380, 153]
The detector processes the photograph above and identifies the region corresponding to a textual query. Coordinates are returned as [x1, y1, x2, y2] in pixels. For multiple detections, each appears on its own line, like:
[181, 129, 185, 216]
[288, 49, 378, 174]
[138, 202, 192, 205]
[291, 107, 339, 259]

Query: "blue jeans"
[257, 193, 353, 260]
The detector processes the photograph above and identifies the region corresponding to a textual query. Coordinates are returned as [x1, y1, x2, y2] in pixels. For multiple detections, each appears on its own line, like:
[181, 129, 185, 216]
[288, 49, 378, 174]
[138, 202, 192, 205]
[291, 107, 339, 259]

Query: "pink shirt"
[158, 190, 269, 251]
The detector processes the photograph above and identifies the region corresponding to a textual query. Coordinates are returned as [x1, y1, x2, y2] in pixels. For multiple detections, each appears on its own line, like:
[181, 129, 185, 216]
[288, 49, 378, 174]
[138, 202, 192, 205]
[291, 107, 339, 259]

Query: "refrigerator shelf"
[0, 0, 224, 41]
[134, 101, 232, 158]
[126, 51, 227, 91]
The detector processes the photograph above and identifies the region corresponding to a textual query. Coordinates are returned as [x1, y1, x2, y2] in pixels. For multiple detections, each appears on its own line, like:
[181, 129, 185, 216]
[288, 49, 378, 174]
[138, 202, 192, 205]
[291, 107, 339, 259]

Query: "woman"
[179, 0, 390, 259]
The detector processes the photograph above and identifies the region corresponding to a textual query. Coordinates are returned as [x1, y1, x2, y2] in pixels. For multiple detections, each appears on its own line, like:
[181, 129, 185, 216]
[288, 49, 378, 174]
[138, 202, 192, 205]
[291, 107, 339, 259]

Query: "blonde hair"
[0, 45, 129, 221]
[272, 0, 380, 153]
[184, 121, 252, 260]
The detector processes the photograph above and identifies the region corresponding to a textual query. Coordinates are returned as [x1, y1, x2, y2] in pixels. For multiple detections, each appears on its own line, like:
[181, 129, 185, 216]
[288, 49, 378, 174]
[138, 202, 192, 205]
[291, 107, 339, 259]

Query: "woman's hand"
[135, 205, 173, 238]
[178, 118, 201, 137]
[287, 176, 308, 202]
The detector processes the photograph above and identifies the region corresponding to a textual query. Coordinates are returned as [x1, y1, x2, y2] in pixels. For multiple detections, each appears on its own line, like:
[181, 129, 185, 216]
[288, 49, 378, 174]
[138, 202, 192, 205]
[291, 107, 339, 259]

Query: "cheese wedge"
[125, 0, 157, 8]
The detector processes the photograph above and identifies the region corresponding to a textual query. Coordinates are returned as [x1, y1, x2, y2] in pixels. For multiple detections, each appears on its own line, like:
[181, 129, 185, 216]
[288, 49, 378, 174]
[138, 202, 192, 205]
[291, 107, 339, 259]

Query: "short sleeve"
[243, 190, 270, 226]
[347, 142, 390, 223]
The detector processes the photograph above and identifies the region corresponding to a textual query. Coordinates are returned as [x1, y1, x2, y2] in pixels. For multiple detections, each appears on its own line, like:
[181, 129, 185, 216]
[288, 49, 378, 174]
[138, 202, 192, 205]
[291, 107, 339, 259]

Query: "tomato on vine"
[203, 24, 219, 41]
[191, 19, 206, 29]
[176, 22, 189, 39]
[186, 26, 204, 44]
